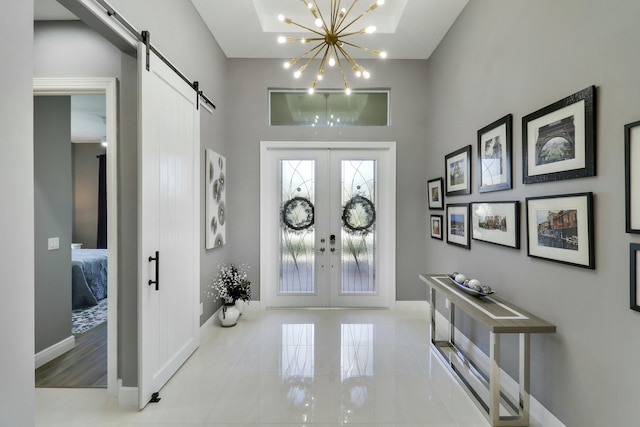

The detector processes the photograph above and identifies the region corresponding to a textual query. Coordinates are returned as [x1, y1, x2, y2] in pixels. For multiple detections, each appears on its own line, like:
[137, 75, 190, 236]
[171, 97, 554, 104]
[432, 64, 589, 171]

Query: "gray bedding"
[72, 248, 108, 309]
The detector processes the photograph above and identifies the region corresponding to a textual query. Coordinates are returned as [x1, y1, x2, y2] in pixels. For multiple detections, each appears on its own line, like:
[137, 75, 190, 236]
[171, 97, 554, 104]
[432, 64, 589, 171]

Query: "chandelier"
[278, 0, 387, 95]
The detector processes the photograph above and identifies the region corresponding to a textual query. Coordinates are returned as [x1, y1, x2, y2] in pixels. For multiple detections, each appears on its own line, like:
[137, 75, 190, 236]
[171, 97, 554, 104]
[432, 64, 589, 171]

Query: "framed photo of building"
[430, 215, 443, 240]
[522, 86, 596, 184]
[471, 201, 520, 249]
[427, 177, 444, 210]
[477, 114, 512, 193]
[446, 203, 470, 249]
[625, 120, 640, 233]
[630, 244, 640, 312]
[525, 192, 594, 269]
[445, 145, 471, 196]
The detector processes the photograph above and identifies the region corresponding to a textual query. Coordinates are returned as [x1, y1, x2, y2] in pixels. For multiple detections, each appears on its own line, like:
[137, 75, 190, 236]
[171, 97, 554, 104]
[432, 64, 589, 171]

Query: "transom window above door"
[269, 89, 389, 126]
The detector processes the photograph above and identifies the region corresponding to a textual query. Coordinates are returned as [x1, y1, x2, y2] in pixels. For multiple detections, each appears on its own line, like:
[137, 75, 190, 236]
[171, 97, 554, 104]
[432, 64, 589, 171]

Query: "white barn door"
[138, 43, 200, 409]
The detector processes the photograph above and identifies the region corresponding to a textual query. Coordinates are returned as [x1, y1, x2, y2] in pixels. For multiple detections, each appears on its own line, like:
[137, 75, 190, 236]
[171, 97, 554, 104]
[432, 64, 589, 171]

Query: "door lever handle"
[148, 251, 159, 290]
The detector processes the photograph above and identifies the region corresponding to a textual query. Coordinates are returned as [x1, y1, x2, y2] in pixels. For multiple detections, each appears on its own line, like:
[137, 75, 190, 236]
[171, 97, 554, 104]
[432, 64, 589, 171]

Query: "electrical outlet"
[48, 237, 60, 250]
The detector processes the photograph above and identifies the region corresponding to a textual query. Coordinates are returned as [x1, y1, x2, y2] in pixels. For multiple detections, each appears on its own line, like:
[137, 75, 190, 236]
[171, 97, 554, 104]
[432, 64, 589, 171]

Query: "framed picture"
[625, 120, 640, 233]
[525, 192, 594, 269]
[427, 177, 444, 210]
[522, 85, 596, 184]
[471, 201, 520, 249]
[478, 114, 512, 193]
[446, 203, 470, 249]
[430, 215, 443, 240]
[445, 145, 472, 196]
[630, 244, 640, 312]
[205, 149, 226, 249]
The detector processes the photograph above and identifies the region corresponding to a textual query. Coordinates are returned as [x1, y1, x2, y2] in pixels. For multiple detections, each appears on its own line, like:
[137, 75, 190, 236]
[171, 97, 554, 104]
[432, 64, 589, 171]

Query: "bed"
[72, 248, 108, 309]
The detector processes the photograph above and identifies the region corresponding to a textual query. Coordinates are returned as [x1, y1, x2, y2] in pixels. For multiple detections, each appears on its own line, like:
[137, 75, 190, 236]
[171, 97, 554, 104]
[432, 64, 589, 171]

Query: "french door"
[260, 142, 396, 308]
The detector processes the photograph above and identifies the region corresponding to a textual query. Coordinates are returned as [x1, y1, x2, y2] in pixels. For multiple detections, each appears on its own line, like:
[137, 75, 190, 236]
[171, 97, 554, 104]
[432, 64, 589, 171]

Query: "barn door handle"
[148, 251, 159, 290]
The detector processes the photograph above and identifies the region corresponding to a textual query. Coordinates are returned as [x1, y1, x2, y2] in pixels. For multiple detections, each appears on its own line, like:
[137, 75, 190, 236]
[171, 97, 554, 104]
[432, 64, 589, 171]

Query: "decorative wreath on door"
[282, 196, 315, 231]
[342, 195, 376, 234]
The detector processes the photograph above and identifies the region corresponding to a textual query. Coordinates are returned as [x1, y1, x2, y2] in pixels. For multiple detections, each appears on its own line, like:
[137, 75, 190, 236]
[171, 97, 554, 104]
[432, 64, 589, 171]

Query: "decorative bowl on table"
[446, 272, 495, 297]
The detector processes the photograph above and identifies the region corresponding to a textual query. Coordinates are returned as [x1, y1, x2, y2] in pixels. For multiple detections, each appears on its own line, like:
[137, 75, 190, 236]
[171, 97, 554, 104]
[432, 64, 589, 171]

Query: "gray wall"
[0, 1, 35, 424]
[225, 58, 429, 301]
[72, 143, 105, 249]
[34, 96, 73, 353]
[33, 19, 140, 384]
[424, 1, 640, 425]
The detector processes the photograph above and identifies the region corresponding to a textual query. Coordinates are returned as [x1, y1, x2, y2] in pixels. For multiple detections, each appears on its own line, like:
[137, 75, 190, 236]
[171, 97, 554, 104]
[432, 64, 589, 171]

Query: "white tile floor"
[36, 307, 491, 426]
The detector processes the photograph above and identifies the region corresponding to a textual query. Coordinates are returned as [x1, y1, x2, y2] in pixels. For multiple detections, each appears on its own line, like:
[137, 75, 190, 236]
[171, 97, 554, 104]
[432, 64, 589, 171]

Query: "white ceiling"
[191, 0, 469, 60]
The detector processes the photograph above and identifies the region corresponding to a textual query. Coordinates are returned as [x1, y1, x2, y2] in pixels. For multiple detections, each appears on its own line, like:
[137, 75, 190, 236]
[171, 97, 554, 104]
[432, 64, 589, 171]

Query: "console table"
[420, 274, 556, 427]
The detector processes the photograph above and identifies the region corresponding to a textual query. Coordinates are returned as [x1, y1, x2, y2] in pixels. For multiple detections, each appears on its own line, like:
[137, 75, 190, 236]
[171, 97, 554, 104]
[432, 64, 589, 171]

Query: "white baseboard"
[433, 309, 564, 427]
[34, 335, 75, 369]
[117, 379, 138, 407]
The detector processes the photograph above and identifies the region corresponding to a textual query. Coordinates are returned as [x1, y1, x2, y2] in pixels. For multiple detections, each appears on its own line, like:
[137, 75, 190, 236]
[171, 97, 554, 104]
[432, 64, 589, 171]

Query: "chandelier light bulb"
[277, 36, 286, 44]
[294, 70, 302, 78]
[363, 71, 370, 79]
[355, 70, 362, 77]
[278, 14, 285, 22]
[308, 87, 315, 95]
[283, 61, 291, 69]
[329, 56, 336, 67]
[345, 87, 352, 95]
[380, 51, 387, 58]
[317, 73, 323, 81]
[365, 26, 376, 34]
[377, 0, 385, 5]
[315, 18, 323, 27]
[301, 38, 307, 44]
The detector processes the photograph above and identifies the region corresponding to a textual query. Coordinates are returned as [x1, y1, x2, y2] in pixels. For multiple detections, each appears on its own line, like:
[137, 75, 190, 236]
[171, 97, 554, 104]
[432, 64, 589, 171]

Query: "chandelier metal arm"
[339, 39, 384, 57]
[288, 41, 328, 67]
[335, 0, 360, 30]
[311, 0, 331, 33]
[332, 45, 351, 90]
[283, 18, 325, 37]
[336, 43, 361, 70]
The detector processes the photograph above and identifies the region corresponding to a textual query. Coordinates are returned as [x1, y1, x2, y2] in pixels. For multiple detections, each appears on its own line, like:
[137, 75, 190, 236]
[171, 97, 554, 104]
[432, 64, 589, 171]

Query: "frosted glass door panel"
[341, 160, 376, 294]
[280, 160, 316, 294]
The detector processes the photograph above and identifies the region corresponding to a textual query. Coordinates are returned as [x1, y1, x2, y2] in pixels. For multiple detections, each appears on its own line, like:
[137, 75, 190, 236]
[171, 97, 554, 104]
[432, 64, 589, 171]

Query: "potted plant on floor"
[211, 263, 251, 327]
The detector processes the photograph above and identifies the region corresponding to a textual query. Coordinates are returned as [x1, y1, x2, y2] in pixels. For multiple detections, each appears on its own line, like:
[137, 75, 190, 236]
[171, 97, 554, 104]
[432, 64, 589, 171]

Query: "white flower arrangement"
[209, 263, 251, 304]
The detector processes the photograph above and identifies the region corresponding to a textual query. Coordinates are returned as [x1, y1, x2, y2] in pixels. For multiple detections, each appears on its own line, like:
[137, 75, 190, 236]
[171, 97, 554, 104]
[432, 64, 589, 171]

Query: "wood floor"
[35, 321, 107, 388]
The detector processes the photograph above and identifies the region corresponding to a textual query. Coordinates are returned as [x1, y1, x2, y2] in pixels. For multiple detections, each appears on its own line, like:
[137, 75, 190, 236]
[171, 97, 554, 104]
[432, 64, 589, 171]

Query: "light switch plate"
[48, 237, 60, 250]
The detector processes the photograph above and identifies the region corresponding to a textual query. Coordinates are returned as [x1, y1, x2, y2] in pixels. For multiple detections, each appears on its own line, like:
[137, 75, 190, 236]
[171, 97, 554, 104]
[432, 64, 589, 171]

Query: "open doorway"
[33, 78, 118, 395]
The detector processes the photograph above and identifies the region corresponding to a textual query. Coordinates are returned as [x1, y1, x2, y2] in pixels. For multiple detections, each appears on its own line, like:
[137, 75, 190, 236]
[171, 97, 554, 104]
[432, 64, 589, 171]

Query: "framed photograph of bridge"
[526, 192, 594, 269]
[522, 86, 596, 184]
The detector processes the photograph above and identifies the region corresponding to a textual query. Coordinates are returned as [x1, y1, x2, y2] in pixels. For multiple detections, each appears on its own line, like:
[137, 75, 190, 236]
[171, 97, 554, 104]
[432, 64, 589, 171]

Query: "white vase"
[219, 303, 239, 327]
[235, 299, 245, 316]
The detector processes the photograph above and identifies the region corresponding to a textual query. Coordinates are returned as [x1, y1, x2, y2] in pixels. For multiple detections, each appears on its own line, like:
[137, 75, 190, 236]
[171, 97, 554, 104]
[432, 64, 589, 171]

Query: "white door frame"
[33, 77, 119, 396]
[260, 140, 396, 309]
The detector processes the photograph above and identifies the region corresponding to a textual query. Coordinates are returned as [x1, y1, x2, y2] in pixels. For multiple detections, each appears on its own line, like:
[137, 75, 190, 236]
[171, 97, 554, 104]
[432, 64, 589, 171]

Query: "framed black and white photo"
[427, 177, 444, 210]
[522, 86, 596, 184]
[478, 114, 512, 193]
[471, 201, 520, 249]
[445, 145, 471, 196]
[630, 244, 640, 312]
[625, 120, 640, 233]
[526, 192, 594, 269]
[430, 215, 443, 240]
[446, 203, 470, 249]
